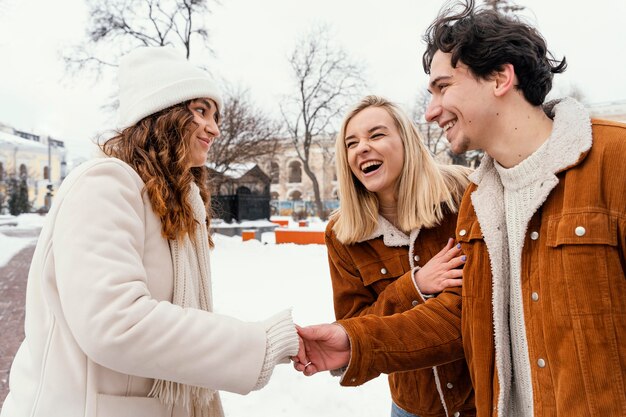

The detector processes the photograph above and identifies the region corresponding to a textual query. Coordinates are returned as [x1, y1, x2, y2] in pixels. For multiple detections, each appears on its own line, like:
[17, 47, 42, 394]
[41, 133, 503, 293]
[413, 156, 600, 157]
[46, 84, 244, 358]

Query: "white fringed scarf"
[149, 183, 224, 417]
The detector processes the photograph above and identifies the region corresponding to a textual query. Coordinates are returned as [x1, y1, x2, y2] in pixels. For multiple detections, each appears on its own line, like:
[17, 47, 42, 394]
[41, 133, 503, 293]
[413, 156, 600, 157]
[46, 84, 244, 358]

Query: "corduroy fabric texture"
[326, 213, 476, 417]
[336, 108, 626, 416]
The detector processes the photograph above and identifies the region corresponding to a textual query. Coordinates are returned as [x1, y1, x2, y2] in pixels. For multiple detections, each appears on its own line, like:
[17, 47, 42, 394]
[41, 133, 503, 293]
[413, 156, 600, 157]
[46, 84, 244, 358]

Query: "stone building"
[0, 122, 67, 212]
[260, 137, 338, 214]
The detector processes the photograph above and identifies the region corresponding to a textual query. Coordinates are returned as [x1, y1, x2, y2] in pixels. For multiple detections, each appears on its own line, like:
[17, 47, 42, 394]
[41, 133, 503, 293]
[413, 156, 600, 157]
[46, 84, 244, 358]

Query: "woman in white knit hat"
[1, 46, 303, 417]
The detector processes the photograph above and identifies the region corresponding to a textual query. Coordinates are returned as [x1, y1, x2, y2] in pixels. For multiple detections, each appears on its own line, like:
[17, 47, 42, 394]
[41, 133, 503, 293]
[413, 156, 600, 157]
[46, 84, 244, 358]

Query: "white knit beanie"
[117, 46, 223, 130]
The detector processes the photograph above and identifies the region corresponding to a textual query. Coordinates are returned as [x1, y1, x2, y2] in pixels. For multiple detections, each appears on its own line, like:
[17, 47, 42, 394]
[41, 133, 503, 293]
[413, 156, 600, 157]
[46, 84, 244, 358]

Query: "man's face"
[425, 51, 496, 154]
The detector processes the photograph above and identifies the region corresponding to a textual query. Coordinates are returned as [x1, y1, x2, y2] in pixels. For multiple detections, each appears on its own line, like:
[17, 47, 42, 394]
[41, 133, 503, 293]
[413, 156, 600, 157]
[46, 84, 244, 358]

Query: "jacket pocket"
[545, 211, 623, 316]
[359, 255, 406, 287]
[96, 393, 172, 417]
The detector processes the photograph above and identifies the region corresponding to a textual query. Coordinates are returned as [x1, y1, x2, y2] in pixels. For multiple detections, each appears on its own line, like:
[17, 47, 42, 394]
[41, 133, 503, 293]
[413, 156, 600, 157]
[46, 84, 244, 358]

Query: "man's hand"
[292, 324, 351, 376]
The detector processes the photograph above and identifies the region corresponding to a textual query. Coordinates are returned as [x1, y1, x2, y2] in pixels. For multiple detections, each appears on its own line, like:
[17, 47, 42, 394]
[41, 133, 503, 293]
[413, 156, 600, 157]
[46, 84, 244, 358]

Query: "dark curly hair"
[422, 0, 566, 105]
[101, 101, 214, 247]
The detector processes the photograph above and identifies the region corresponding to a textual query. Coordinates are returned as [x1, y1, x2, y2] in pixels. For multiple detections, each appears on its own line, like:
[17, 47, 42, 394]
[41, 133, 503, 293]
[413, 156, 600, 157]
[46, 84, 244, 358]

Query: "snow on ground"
[208, 234, 391, 417]
[1, 215, 391, 416]
[0, 214, 46, 267]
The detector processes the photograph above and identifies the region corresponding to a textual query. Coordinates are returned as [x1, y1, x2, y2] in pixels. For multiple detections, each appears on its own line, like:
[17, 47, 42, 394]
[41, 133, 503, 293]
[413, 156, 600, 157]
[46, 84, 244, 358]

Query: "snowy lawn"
[211, 234, 390, 417]
[1, 215, 391, 416]
[0, 214, 46, 267]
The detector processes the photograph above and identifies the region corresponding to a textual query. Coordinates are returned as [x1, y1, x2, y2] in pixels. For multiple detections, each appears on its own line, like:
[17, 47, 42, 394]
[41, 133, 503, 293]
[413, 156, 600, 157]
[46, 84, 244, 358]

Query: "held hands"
[414, 238, 466, 295]
[291, 324, 351, 376]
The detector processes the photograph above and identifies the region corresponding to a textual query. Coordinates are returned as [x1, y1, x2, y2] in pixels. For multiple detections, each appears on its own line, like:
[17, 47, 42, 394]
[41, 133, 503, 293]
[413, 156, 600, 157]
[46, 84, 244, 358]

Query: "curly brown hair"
[101, 101, 214, 247]
[422, 0, 566, 106]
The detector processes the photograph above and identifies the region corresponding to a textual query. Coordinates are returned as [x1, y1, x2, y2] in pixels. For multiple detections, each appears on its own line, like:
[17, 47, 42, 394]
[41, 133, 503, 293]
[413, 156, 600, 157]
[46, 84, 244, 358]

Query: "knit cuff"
[411, 266, 435, 301]
[252, 309, 299, 391]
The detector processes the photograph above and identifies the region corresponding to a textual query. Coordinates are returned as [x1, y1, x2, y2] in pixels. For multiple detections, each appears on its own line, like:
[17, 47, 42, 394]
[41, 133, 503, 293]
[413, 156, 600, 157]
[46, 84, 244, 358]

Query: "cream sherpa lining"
[468, 98, 592, 416]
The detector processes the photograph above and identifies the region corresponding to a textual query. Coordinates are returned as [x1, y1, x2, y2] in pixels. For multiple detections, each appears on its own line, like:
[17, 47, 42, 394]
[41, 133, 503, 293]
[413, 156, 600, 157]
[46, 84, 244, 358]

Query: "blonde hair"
[332, 95, 470, 244]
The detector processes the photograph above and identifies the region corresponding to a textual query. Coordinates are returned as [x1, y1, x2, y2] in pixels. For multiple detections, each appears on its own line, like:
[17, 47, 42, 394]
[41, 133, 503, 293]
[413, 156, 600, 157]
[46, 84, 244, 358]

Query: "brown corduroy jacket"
[326, 214, 475, 417]
[337, 113, 626, 416]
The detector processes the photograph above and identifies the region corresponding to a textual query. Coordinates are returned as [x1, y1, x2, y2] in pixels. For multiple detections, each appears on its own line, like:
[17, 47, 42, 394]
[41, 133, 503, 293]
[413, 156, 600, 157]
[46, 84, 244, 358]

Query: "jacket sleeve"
[325, 225, 421, 320]
[336, 286, 463, 386]
[51, 160, 272, 395]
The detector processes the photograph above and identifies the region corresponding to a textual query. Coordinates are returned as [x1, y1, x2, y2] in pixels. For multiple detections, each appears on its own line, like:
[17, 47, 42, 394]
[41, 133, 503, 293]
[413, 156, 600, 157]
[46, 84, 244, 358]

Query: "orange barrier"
[275, 229, 325, 245]
[242, 230, 257, 241]
[271, 219, 289, 227]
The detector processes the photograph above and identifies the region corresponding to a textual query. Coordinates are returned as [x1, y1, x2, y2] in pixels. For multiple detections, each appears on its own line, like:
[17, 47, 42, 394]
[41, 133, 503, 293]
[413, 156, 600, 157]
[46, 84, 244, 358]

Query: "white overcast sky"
[0, 0, 625, 161]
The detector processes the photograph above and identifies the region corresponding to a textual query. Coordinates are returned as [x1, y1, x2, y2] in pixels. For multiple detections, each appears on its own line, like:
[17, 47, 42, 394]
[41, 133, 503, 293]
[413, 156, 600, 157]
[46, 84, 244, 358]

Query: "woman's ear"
[493, 63, 516, 97]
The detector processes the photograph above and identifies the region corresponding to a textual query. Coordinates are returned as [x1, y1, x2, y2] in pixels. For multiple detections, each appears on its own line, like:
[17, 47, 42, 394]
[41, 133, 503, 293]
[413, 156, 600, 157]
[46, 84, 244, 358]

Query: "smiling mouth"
[198, 137, 213, 147]
[442, 120, 457, 132]
[360, 160, 382, 174]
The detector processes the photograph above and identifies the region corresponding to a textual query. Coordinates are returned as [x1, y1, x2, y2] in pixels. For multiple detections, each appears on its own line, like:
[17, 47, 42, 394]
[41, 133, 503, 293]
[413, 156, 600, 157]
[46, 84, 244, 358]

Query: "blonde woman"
[325, 96, 475, 417]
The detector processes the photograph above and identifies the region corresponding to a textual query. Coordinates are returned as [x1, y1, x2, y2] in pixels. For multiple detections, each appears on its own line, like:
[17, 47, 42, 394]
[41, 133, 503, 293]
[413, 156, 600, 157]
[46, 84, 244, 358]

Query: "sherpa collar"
[358, 215, 413, 247]
[469, 97, 592, 186]
[467, 97, 592, 416]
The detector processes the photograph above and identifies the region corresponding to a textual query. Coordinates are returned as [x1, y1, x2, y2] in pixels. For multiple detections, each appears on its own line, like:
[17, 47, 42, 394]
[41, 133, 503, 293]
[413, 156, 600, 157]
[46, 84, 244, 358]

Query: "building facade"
[260, 137, 338, 215]
[0, 122, 67, 212]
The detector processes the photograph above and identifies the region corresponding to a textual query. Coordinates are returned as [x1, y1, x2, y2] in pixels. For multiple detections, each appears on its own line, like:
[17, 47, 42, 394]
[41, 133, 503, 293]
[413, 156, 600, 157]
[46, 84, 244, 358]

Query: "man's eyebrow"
[429, 75, 451, 90]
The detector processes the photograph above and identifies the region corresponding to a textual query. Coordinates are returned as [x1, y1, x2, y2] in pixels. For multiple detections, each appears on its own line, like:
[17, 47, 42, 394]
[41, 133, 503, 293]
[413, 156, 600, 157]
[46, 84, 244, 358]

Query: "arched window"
[236, 186, 251, 194]
[270, 162, 280, 184]
[289, 190, 302, 201]
[271, 191, 279, 200]
[0, 162, 4, 181]
[19, 164, 27, 179]
[43, 166, 50, 180]
[288, 160, 302, 183]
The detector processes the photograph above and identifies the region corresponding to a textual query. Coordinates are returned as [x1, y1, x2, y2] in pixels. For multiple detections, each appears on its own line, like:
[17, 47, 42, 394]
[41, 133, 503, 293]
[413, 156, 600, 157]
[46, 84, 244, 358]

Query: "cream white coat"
[1, 158, 269, 417]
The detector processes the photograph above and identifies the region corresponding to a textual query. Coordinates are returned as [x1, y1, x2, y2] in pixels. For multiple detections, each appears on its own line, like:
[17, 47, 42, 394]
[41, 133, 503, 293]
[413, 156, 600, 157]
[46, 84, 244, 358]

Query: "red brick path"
[0, 229, 39, 407]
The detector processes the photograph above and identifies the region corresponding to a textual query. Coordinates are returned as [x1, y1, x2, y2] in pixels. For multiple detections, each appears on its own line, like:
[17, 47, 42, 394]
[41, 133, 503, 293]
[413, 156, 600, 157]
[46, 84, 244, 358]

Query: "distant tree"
[281, 25, 366, 219]
[207, 85, 280, 194]
[412, 90, 447, 157]
[483, 0, 525, 14]
[547, 81, 587, 104]
[63, 0, 216, 79]
[7, 176, 30, 216]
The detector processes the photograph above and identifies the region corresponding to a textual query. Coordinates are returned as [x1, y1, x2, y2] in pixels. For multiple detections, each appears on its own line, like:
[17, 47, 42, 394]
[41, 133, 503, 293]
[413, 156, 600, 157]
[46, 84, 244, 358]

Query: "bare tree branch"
[281, 25, 366, 219]
[483, 0, 525, 14]
[63, 0, 215, 80]
[207, 84, 281, 194]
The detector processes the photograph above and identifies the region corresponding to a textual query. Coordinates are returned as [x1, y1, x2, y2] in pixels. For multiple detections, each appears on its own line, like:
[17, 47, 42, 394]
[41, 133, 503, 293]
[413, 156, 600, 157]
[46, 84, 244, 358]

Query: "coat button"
[447, 382, 454, 389]
[530, 231, 539, 240]
[454, 412, 460, 417]
[414, 255, 420, 262]
[537, 358, 546, 368]
[531, 292, 539, 302]
[575, 226, 586, 236]
[412, 300, 419, 307]
[380, 268, 387, 274]
[459, 229, 467, 237]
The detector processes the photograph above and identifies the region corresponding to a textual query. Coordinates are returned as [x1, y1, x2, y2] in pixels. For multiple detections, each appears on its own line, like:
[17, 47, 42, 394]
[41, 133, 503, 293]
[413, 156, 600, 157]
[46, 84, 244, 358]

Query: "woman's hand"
[413, 238, 465, 295]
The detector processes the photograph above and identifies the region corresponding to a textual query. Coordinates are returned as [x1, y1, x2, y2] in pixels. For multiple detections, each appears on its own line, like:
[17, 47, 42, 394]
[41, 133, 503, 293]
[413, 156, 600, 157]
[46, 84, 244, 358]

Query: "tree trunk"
[301, 161, 325, 220]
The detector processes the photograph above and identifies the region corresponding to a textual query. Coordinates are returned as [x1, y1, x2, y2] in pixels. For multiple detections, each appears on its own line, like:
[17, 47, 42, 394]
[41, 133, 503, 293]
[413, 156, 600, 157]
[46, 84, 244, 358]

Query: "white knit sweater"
[494, 138, 550, 417]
